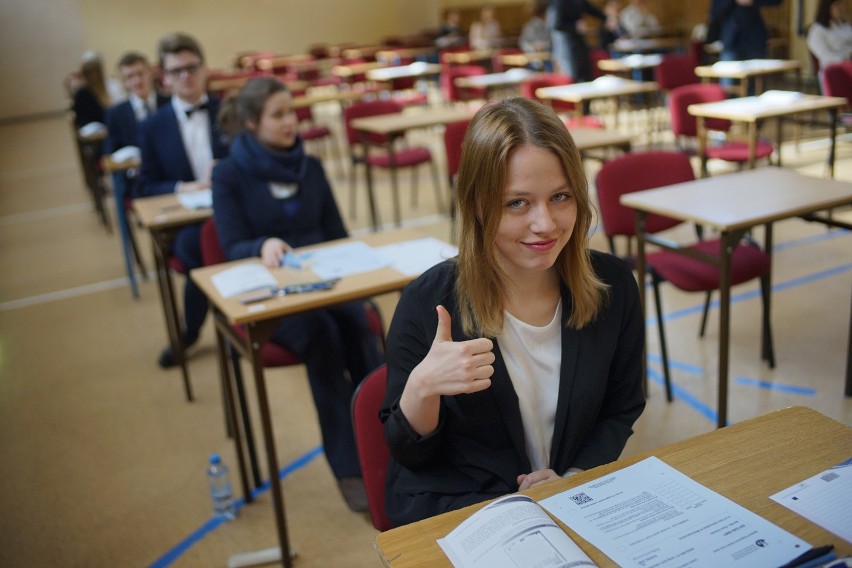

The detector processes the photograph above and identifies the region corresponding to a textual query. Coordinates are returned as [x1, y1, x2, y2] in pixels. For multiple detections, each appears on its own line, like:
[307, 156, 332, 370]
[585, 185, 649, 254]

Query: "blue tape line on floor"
[148, 445, 323, 568]
[646, 364, 724, 425]
[735, 377, 817, 395]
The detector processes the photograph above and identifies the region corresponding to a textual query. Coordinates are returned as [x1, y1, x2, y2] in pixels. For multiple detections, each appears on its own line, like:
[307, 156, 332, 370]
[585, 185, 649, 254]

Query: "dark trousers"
[172, 223, 208, 339]
[271, 301, 384, 478]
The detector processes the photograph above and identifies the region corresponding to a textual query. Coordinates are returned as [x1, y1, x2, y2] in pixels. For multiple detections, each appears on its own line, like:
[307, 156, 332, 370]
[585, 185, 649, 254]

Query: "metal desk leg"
[111, 172, 139, 299]
[634, 210, 649, 398]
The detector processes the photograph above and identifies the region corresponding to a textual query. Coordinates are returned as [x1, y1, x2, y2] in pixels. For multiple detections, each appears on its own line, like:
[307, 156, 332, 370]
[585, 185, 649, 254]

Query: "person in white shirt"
[470, 5, 503, 50]
[619, 0, 660, 38]
[807, 0, 852, 90]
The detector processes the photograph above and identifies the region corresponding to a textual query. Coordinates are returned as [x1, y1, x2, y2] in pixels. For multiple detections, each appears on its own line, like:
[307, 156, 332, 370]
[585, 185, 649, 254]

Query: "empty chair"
[343, 99, 442, 228]
[440, 65, 488, 104]
[290, 88, 342, 176]
[655, 53, 698, 94]
[442, 118, 470, 239]
[821, 60, 852, 106]
[351, 364, 392, 532]
[520, 73, 605, 129]
[595, 151, 774, 401]
[668, 83, 774, 176]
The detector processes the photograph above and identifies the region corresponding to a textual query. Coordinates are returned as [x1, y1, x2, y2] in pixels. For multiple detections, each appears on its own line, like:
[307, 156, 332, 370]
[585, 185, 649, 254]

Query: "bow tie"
[184, 101, 209, 117]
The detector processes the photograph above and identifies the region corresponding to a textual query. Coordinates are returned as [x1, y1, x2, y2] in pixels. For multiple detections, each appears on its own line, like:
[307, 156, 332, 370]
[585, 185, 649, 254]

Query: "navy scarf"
[230, 132, 308, 183]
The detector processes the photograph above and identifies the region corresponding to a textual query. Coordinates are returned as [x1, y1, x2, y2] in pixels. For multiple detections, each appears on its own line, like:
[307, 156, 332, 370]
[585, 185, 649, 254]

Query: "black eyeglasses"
[164, 62, 202, 78]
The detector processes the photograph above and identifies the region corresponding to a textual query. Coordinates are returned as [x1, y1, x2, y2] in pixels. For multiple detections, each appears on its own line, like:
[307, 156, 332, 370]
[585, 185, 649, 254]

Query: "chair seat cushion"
[707, 140, 773, 162]
[300, 125, 331, 141]
[648, 239, 770, 292]
[168, 256, 186, 273]
[366, 147, 431, 168]
[564, 115, 605, 129]
[232, 325, 302, 367]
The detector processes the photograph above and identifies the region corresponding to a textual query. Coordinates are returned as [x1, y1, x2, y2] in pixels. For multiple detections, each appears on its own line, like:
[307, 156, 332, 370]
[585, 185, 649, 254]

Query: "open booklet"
[437, 494, 597, 568]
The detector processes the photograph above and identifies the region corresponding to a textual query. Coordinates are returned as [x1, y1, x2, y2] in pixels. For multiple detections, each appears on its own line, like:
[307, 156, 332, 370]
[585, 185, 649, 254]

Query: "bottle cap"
[209, 453, 221, 464]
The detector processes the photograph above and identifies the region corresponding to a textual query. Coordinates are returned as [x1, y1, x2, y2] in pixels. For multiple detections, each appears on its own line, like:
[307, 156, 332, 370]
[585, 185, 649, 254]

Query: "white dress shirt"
[171, 95, 213, 183]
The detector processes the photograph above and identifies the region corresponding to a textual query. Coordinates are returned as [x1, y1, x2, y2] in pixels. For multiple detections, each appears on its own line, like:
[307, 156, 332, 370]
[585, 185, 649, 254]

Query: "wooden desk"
[253, 53, 315, 72]
[535, 77, 659, 123]
[134, 193, 212, 402]
[375, 47, 438, 65]
[75, 127, 111, 231]
[453, 68, 537, 98]
[695, 59, 801, 98]
[350, 106, 478, 229]
[291, 87, 379, 110]
[570, 127, 633, 157]
[332, 61, 385, 80]
[597, 53, 663, 75]
[611, 37, 682, 54]
[620, 168, 852, 427]
[191, 228, 441, 568]
[498, 51, 551, 68]
[375, 406, 851, 566]
[365, 62, 442, 84]
[102, 155, 143, 298]
[687, 93, 846, 176]
[440, 49, 493, 66]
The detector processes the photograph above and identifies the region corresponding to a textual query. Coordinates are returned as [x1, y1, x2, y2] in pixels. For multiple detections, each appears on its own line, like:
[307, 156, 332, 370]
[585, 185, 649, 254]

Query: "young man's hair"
[117, 51, 149, 70]
[157, 32, 205, 68]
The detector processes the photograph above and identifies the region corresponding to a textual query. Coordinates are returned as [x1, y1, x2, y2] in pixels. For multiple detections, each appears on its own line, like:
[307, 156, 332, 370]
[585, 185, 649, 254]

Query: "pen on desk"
[779, 545, 835, 568]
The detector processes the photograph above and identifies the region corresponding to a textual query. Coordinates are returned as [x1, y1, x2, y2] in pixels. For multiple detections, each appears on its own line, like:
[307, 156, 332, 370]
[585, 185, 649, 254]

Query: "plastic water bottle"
[207, 453, 236, 520]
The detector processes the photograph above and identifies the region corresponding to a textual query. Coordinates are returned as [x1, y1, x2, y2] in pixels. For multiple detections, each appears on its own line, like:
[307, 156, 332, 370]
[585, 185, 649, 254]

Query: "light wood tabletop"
[597, 53, 663, 74]
[536, 78, 659, 121]
[695, 59, 801, 98]
[366, 62, 442, 83]
[133, 192, 211, 231]
[375, 406, 852, 566]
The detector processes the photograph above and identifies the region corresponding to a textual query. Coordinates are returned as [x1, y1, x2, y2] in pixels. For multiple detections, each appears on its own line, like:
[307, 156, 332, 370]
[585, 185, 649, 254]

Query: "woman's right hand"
[260, 237, 291, 269]
[399, 305, 495, 435]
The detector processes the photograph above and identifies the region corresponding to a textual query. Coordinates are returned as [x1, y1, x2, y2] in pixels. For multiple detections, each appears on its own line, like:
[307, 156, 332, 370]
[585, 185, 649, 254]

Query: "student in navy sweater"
[212, 77, 383, 512]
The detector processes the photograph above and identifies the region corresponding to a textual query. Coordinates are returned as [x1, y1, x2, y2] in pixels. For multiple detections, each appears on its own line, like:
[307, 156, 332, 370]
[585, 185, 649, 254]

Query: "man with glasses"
[105, 52, 168, 157]
[138, 32, 229, 368]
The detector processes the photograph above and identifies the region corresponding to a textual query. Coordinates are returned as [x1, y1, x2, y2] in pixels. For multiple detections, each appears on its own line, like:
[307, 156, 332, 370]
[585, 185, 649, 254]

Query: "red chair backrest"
[655, 54, 698, 92]
[443, 119, 470, 180]
[440, 65, 487, 102]
[200, 218, 228, 266]
[589, 48, 610, 79]
[351, 365, 392, 532]
[343, 100, 403, 146]
[668, 83, 731, 138]
[821, 61, 852, 105]
[595, 151, 694, 240]
[521, 73, 576, 111]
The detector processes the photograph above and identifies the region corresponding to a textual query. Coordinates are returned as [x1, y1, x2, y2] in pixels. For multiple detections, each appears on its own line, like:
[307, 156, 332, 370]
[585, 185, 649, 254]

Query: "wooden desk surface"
[366, 62, 442, 82]
[597, 53, 663, 73]
[332, 61, 385, 78]
[453, 68, 537, 89]
[350, 106, 478, 136]
[620, 168, 852, 230]
[499, 51, 551, 67]
[687, 93, 846, 122]
[611, 37, 682, 53]
[190, 228, 431, 325]
[695, 59, 801, 80]
[291, 87, 379, 109]
[535, 78, 659, 103]
[569, 127, 632, 152]
[441, 49, 493, 65]
[101, 155, 139, 172]
[132, 193, 211, 231]
[375, 47, 438, 64]
[375, 406, 852, 566]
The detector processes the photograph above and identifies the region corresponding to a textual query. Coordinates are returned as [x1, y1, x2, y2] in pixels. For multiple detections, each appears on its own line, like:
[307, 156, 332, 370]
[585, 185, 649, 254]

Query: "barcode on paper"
[820, 472, 839, 482]
[570, 492, 593, 505]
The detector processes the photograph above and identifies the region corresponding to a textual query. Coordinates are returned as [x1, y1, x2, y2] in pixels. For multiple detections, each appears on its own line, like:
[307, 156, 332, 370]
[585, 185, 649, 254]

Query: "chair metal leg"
[430, 160, 444, 213]
[699, 291, 712, 337]
[348, 157, 359, 219]
[759, 274, 776, 368]
[230, 345, 263, 488]
[651, 272, 673, 402]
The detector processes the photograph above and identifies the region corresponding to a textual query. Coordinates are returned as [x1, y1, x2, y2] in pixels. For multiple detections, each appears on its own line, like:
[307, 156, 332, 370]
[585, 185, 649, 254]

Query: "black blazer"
[103, 94, 169, 154]
[381, 251, 646, 527]
[137, 96, 229, 198]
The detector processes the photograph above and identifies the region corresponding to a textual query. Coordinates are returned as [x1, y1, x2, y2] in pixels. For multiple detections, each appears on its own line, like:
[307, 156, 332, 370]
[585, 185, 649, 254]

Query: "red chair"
[821, 60, 852, 105]
[589, 48, 611, 79]
[668, 83, 774, 176]
[520, 74, 605, 129]
[443, 119, 470, 238]
[351, 364, 392, 532]
[343, 100, 442, 228]
[654, 54, 698, 94]
[491, 47, 524, 72]
[440, 65, 488, 104]
[595, 151, 774, 401]
[290, 89, 342, 176]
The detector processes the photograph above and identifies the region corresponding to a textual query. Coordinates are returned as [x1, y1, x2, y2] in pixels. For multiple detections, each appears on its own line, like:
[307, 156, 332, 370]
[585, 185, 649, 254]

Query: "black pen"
[778, 545, 835, 568]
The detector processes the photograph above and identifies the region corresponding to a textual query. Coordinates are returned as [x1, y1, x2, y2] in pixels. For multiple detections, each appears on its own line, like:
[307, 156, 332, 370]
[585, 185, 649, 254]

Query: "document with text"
[438, 494, 597, 568]
[540, 457, 810, 568]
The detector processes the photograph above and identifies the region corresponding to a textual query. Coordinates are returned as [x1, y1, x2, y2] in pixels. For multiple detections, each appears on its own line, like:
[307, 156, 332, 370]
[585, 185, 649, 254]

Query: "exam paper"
[177, 189, 212, 210]
[770, 458, 852, 544]
[211, 264, 277, 298]
[438, 494, 596, 568]
[540, 457, 810, 568]
[374, 237, 458, 276]
[306, 241, 391, 280]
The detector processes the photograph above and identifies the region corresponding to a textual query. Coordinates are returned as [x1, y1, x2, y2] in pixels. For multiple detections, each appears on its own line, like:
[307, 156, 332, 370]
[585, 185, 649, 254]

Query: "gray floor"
[0, 98, 850, 567]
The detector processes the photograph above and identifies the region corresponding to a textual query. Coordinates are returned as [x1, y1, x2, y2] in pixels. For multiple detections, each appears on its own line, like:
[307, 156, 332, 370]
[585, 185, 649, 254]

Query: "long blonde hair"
[455, 97, 607, 337]
[81, 56, 110, 108]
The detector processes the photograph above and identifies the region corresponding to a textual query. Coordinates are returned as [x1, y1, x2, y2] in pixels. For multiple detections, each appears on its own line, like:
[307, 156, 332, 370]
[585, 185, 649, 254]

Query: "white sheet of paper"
[177, 189, 212, 210]
[211, 264, 277, 298]
[306, 241, 391, 280]
[540, 457, 810, 568]
[437, 494, 597, 568]
[770, 457, 852, 544]
[374, 237, 458, 276]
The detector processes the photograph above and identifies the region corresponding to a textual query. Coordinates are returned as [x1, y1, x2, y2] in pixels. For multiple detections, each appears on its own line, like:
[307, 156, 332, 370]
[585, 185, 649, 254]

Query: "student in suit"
[381, 97, 645, 527]
[549, 0, 618, 81]
[807, 0, 852, 90]
[212, 77, 383, 511]
[104, 52, 168, 155]
[709, 0, 781, 61]
[138, 32, 229, 368]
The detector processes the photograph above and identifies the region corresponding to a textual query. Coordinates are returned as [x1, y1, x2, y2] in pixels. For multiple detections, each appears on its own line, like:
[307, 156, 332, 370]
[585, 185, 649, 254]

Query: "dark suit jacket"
[104, 94, 169, 154]
[381, 252, 646, 526]
[137, 96, 229, 197]
[710, 0, 782, 59]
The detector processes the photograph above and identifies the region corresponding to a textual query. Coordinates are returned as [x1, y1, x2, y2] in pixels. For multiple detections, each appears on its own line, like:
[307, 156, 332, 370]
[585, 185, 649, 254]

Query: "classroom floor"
[0, 96, 850, 568]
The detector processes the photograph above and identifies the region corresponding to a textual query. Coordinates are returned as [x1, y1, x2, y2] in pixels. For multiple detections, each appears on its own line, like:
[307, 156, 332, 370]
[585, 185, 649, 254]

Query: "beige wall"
[0, 0, 441, 121]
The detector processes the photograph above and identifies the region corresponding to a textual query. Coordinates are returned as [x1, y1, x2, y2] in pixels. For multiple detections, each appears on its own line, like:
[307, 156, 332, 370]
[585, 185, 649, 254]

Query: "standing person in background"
[709, 0, 782, 61]
[380, 98, 645, 527]
[619, 0, 661, 38]
[212, 77, 383, 512]
[138, 32, 229, 368]
[807, 0, 852, 90]
[549, 0, 619, 81]
[599, 0, 625, 51]
[470, 4, 504, 50]
[104, 52, 168, 155]
[435, 9, 466, 50]
[520, 0, 553, 70]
